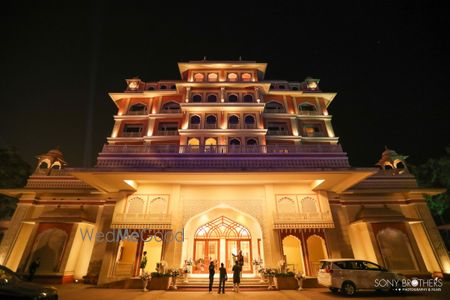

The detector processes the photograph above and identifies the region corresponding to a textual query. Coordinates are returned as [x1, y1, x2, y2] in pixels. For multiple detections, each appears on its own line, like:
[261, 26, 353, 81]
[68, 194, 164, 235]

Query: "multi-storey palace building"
[0, 60, 449, 285]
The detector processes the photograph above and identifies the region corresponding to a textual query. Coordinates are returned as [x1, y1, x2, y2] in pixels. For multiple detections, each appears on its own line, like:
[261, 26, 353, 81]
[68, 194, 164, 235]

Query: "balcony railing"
[127, 110, 148, 115]
[304, 132, 326, 137]
[161, 108, 181, 114]
[228, 123, 240, 129]
[267, 130, 290, 136]
[298, 110, 321, 115]
[273, 211, 332, 223]
[264, 108, 287, 113]
[113, 213, 171, 223]
[156, 130, 179, 136]
[121, 132, 143, 137]
[244, 124, 257, 129]
[189, 124, 201, 129]
[101, 144, 343, 154]
[204, 123, 217, 129]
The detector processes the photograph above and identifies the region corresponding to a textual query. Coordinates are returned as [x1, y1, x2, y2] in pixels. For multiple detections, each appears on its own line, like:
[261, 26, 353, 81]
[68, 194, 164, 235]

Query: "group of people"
[209, 250, 244, 294]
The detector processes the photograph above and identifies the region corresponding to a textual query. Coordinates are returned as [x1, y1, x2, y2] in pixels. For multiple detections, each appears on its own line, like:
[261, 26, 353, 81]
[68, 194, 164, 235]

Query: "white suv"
[317, 259, 405, 296]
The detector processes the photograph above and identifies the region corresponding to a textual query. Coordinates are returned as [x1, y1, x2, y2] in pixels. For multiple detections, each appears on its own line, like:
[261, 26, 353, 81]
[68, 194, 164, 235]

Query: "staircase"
[175, 276, 271, 291]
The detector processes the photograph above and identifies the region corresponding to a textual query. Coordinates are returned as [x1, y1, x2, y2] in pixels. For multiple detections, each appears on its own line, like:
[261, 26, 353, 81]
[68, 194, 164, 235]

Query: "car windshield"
[362, 261, 382, 270]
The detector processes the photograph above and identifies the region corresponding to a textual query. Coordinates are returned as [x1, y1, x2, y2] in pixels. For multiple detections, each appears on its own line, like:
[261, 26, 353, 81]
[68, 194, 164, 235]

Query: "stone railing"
[112, 213, 171, 224]
[273, 211, 333, 223]
[101, 144, 343, 155]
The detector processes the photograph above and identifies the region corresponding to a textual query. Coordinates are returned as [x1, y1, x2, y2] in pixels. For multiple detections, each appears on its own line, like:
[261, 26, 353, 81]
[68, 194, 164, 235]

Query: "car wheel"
[329, 287, 339, 294]
[341, 281, 356, 296]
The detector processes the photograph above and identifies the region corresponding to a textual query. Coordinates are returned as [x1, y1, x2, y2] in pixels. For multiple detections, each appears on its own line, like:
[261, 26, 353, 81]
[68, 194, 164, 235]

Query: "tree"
[410, 147, 450, 225]
[0, 147, 31, 220]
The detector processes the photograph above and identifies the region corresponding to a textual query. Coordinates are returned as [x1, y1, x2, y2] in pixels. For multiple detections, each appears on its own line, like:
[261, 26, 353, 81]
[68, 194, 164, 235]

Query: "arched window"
[205, 137, 217, 146]
[149, 197, 167, 215]
[194, 73, 205, 82]
[292, 86, 299, 91]
[170, 85, 176, 90]
[246, 138, 257, 145]
[147, 86, 155, 90]
[160, 85, 167, 90]
[195, 216, 251, 239]
[244, 115, 255, 128]
[227, 73, 238, 82]
[190, 115, 201, 129]
[128, 103, 147, 114]
[278, 85, 285, 89]
[206, 115, 217, 128]
[188, 138, 200, 145]
[127, 197, 145, 214]
[28, 228, 68, 273]
[277, 197, 296, 214]
[192, 95, 202, 102]
[228, 94, 238, 102]
[228, 115, 239, 129]
[207, 73, 218, 82]
[229, 138, 241, 145]
[51, 163, 61, 170]
[241, 73, 252, 82]
[162, 101, 181, 113]
[243, 94, 253, 102]
[301, 197, 317, 213]
[265, 101, 285, 113]
[39, 162, 49, 169]
[299, 103, 317, 112]
[207, 94, 217, 102]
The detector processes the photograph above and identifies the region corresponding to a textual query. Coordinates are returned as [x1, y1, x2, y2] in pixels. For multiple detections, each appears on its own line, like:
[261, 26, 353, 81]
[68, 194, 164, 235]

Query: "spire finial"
[203, 56, 207, 61]
[239, 56, 242, 61]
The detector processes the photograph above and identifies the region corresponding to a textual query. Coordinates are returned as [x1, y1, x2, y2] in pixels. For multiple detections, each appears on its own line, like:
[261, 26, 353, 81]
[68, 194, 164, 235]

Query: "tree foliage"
[410, 147, 450, 224]
[0, 148, 31, 220]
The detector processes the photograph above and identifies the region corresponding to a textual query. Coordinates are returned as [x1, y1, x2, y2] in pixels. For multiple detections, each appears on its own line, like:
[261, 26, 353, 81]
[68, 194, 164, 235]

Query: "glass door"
[240, 240, 252, 272]
[226, 239, 252, 273]
[194, 239, 220, 273]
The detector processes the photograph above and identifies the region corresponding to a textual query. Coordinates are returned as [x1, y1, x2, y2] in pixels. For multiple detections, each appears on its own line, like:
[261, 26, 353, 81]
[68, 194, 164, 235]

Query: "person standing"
[218, 263, 227, 294]
[140, 251, 147, 275]
[28, 257, 40, 281]
[232, 260, 241, 293]
[208, 261, 215, 293]
[232, 250, 244, 277]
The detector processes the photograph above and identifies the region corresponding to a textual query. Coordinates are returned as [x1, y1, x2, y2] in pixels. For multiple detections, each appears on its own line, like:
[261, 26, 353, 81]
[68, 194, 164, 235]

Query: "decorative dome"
[376, 146, 408, 171]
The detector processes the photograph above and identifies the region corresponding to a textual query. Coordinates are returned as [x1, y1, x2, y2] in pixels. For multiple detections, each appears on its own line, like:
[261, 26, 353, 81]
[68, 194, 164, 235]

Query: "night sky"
[1, 1, 449, 169]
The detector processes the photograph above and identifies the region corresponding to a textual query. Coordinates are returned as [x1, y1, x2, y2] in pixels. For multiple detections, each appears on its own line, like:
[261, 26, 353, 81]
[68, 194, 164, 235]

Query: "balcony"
[305, 132, 326, 137]
[127, 110, 148, 115]
[161, 108, 181, 114]
[267, 130, 290, 136]
[121, 132, 143, 137]
[228, 123, 240, 129]
[273, 211, 334, 229]
[189, 124, 201, 129]
[112, 213, 172, 229]
[244, 124, 257, 129]
[204, 123, 218, 129]
[264, 108, 287, 113]
[156, 130, 179, 136]
[298, 110, 321, 116]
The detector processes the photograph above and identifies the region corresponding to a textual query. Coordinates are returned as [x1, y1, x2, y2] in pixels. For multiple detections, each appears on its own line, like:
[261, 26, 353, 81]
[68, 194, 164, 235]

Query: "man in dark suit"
[208, 261, 215, 293]
[218, 263, 227, 294]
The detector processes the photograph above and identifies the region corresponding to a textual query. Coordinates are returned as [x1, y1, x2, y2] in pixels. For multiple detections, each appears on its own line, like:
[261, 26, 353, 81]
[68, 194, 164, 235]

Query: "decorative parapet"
[273, 211, 334, 229]
[97, 144, 350, 170]
[111, 213, 172, 230]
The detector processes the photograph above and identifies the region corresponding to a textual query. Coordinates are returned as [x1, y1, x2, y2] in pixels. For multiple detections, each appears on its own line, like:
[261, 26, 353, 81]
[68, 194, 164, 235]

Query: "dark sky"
[1, 1, 449, 168]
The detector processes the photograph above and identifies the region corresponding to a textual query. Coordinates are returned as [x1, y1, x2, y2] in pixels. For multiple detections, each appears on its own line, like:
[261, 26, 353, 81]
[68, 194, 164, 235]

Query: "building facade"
[0, 60, 449, 284]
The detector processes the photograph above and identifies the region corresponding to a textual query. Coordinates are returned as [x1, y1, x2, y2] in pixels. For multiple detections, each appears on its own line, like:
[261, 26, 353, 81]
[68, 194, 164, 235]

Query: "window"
[228, 94, 238, 102]
[207, 94, 217, 102]
[244, 115, 256, 128]
[229, 138, 241, 145]
[292, 86, 299, 91]
[301, 197, 317, 213]
[192, 95, 202, 102]
[267, 122, 288, 135]
[265, 101, 285, 113]
[162, 101, 181, 113]
[243, 94, 253, 102]
[194, 73, 205, 82]
[205, 115, 217, 128]
[228, 115, 239, 129]
[123, 124, 143, 136]
[170, 85, 176, 90]
[278, 85, 285, 89]
[299, 103, 317, 112]
[160, 85, 167, 89]
[241, 73, 252, 81]
[303, 125, 323, 137]
[190, 115, 201, 129]
[205, 137, 217, 146]
[128, 103, 147, 114]
[246, 138, 257, 145]
[147, 86, 155, 90]
[208, 73, 218, 82]
[39, 162, 49, 169]
[188, 138, 200, 145]
[157, 122, 179, 135]
[227, 73, 238, 82]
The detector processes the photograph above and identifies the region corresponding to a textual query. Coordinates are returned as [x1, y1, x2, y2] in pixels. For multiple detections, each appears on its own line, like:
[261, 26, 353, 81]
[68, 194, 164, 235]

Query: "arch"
[292, 86, 299, 91]
[244, 115, 255, 125]
[129, 103, 147, 113]
[207, 94, 217, 102]
[277, 196, 297, 213]
[192, 94, 202, 102]
[301, 197, 317, 213]
[160, 85, 167, 90]
[241, 73, 252, 82]
[243, 94, 253, 102]
[278, 85, 286, 89]
[206, 115, 217, 125]
[229, 138, 241, 145]
[394, 160, 406, 169]
[306, 235, 328, 276]
[188, 137, 200, 146]
[147, 86, 155, 90]
[282, 235, 305, 274]
[265, 101, 285, 111]
[162, 101, 181, 111]
[246, 138, 258, 146]
[149, 196, 167, 214]
[28, 228, 68, 273]
[195, 216, 251, 239]
[127, 197, 145, 214]
[228, 94, 238, 102]
[194, 73, 205, 82]
[376, 227, 418, 271]
[228, 115, 239, 124]
[190, 115, 201, 125]
[51, 162, 61, 170]
[39, 161, 49, 169]
[170, 85, 176, 90]
[207, 73, 218, 82]
[205, 137, 217, 146]
[227, 73, 238, 82]
[299, 102, 317, 112]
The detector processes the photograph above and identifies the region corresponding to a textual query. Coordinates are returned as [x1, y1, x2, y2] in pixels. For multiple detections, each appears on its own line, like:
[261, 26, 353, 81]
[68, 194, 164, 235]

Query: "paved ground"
[55, 283, 450, 300]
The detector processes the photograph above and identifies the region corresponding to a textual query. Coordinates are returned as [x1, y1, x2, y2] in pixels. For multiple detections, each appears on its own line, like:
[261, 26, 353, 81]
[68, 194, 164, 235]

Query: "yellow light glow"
[124, 180, 138, 189]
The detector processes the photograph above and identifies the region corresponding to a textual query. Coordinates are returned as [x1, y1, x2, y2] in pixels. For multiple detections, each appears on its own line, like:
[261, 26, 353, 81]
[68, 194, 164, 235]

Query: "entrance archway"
[282, 235, 305, 274]
[183, 204, 263, 275]
[307, 235, 328, 276]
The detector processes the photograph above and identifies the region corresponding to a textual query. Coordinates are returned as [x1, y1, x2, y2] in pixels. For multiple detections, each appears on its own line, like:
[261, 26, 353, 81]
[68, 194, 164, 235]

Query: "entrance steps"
[176, 276, 270, 291]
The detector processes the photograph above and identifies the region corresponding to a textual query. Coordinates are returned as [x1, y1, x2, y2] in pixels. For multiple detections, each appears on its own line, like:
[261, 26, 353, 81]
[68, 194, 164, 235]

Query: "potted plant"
[252, 258, 263, 276]
[168, 268, 180, 290]
[274, 271, 299, 290]
[149, 272, 171, 290]
[260, 268, 276, 289]
[140, 272, 151, 291]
